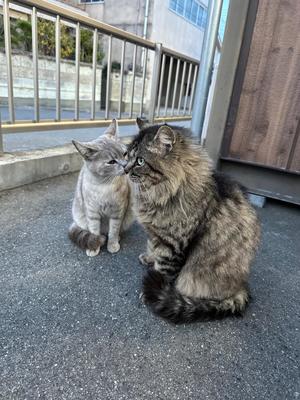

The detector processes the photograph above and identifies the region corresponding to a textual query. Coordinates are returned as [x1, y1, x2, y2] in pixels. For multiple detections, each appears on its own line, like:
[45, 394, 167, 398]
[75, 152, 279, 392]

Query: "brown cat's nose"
[124, 163, 130, 174]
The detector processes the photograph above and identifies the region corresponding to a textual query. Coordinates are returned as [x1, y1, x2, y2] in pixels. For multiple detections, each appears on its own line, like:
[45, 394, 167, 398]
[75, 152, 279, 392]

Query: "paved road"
[0, 173, 299, 399]
[0, 106, 191, 152]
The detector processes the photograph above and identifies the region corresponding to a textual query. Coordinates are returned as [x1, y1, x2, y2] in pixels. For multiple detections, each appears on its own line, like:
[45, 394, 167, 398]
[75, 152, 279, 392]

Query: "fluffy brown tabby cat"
[124, 119, 260, 324]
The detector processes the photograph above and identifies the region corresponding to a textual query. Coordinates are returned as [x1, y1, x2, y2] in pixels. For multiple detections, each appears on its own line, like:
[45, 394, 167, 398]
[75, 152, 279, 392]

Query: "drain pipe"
[143, 0, 150, 39]
[141, 0, 150, 68]
[191, 0, 223, 142]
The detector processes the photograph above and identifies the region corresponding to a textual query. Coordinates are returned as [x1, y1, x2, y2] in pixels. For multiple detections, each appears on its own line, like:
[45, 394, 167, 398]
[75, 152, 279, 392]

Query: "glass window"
[191, 1, 198, 24]
[169, 0, 207, 29]
[176, 0, 185, 15]
[184, 0, 192, 19]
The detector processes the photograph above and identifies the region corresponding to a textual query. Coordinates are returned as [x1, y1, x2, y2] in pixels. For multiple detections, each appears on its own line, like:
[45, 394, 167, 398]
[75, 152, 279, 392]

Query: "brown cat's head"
[125, 120, 194, 198]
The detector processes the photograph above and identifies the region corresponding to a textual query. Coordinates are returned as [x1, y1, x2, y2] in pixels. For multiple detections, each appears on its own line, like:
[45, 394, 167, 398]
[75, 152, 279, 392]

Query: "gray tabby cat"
[69, 119, 133, 257]
[124, 119, 260, 324]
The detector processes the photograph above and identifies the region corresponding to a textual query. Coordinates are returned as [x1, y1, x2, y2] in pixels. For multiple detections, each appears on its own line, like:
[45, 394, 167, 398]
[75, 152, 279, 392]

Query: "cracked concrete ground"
[0, 173, 299, 400]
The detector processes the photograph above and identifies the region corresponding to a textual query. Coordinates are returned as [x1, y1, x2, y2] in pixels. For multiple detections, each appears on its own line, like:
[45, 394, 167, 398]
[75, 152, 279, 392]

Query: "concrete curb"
[0, 145, 82, 191]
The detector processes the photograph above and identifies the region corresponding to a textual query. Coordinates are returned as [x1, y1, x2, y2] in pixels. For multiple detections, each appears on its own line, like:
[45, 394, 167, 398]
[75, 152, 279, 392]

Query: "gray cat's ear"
[153, 125, 176, 155]
[72, 140, 98, 160]
[105, 119, 118, 139]
[136, 117, 149, 130]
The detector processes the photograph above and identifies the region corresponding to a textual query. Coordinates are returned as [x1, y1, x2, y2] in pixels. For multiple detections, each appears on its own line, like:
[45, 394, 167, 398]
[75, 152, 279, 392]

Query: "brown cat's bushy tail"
[142, 270, 249, 324]
[68, 223, 102, 250]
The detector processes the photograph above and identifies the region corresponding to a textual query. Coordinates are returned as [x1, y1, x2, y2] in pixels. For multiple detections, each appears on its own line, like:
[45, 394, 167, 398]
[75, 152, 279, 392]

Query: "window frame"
[79, 0, 104, 4]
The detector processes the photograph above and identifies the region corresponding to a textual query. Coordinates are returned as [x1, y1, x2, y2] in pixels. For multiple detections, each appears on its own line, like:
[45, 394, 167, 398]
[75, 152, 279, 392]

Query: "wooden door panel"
[288, 131, 300, 173]
[223, 0, 300, 172]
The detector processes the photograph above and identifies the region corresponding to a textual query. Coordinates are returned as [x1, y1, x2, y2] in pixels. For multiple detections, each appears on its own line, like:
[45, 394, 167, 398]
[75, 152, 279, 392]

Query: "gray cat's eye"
[107, 160, 117, 164]
[137, 157, 145, 166]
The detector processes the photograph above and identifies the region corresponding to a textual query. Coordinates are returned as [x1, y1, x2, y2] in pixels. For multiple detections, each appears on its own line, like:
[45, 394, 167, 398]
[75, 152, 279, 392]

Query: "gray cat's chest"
[82, 178, 127, 218]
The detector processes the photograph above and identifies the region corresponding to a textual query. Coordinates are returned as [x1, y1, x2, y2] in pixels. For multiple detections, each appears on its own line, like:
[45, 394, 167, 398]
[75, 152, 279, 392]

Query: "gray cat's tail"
[68, 223, 102, 250]
[142, 270, 249, 324]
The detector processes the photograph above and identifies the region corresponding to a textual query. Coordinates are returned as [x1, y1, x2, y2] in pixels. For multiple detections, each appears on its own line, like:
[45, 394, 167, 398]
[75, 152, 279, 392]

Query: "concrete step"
[0, 145, 82, 191]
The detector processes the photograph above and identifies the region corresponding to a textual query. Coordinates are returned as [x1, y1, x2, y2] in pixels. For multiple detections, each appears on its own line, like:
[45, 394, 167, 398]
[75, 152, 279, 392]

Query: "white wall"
[151, 0, 208, 60]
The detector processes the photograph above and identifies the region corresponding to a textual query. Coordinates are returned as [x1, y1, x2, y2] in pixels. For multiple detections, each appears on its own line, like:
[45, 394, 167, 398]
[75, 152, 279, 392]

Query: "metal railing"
[0, 0, 200, 150]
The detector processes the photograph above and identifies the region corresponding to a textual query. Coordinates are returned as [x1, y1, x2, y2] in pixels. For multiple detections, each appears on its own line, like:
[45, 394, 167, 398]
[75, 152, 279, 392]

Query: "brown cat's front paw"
[107, 241, 120, 254]
[139, 253, 154, 267]
[139, 291, 146, 304]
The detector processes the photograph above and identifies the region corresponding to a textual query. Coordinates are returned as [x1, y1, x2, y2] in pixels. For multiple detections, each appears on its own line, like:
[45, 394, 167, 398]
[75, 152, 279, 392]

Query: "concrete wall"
[0, 51, 151, 113]
[0, 51, 102, 110]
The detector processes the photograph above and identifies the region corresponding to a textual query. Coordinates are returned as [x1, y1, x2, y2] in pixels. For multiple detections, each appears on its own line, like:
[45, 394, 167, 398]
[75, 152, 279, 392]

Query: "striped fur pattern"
[125, 121, 260, 324]
[69, 120, 134, 257]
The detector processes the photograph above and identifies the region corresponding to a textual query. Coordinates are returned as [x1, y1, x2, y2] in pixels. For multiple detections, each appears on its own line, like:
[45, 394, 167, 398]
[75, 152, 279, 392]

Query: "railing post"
[148, 43, 162, 123]
[0, 112, 3, 154]
[191, 0, 223, 140]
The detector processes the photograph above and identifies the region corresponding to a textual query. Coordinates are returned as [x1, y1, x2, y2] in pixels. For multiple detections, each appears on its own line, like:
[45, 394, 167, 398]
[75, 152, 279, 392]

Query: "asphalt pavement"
[0, 173, 299, 400]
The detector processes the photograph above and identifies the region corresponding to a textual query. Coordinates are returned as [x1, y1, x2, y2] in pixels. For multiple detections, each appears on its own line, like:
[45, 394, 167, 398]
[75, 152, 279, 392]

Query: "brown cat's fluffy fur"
[125, 120, 260, 324]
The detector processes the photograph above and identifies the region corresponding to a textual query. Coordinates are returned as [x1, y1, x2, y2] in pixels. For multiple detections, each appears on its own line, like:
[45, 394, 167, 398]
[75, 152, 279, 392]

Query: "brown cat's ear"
[72, 140, 98, 160]
[136, 117, 149, 130]
[105, 119, 118, 139]
[153, 125, 176, 155]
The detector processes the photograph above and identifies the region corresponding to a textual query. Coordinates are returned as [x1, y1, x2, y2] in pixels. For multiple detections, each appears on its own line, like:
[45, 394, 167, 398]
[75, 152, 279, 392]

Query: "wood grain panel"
[225, 0, 300, 171]
[288, 123, 300, 172]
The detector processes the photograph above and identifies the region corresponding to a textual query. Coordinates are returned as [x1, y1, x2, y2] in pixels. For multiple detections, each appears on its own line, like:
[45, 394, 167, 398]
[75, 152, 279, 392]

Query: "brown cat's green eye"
[137, 157, 145, 166]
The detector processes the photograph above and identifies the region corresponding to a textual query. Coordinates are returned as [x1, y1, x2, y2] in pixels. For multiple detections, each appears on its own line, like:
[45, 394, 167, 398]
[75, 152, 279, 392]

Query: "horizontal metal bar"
[162, 46, 200, 65]
[1, 116, 192, 134]
[14, 0, 156, 50]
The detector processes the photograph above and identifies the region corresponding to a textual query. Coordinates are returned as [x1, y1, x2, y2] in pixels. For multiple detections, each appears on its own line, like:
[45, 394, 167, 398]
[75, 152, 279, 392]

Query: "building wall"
[151, 0, 208, 60]
[58, 0, 206, 64]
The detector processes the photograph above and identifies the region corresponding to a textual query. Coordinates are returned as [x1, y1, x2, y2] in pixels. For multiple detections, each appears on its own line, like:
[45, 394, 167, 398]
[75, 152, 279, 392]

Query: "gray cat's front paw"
[107, 241, 120, 254]
[139, 253, 154, 267]
[86, 247, 100, 257]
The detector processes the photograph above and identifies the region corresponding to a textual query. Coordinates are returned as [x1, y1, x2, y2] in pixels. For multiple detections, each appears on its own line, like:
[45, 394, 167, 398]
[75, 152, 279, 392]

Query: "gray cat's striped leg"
[107, 218, 122, 253]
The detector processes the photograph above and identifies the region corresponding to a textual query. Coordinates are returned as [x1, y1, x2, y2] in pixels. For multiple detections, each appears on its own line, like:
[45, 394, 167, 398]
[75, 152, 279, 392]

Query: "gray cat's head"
[72, 119, 126, 180]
